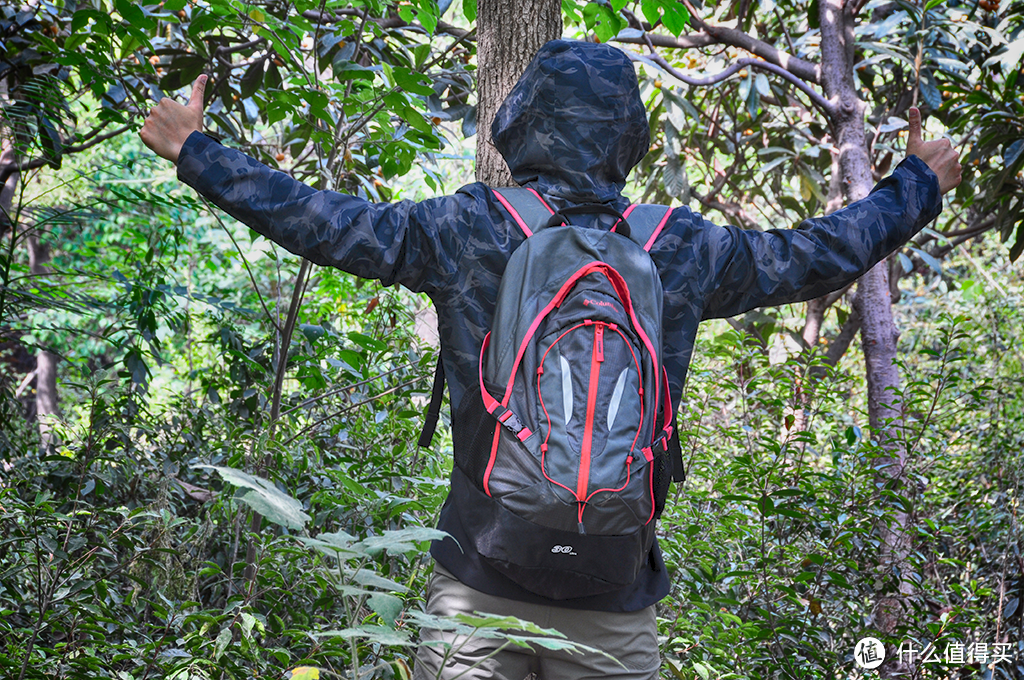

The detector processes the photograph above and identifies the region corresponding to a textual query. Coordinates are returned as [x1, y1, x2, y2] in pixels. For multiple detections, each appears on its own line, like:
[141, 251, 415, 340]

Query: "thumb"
[907, 107, 923, 149]
[187, 74, 208, 112]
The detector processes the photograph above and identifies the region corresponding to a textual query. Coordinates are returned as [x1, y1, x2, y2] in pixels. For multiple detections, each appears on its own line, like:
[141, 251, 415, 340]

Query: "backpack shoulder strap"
[492, 186, 555, 236]
[493, 188, 675, 250]
[622, 203, 673, 252]
[417, 356, 446, 448]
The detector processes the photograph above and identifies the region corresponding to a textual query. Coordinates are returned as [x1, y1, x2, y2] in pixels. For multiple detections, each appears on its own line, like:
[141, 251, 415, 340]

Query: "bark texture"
[819, 0, 913, 663]
[475, 0, 561, 186]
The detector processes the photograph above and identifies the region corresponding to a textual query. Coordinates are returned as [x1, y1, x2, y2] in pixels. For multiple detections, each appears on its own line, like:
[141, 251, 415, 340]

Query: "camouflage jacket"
[177, 40, 941, 612]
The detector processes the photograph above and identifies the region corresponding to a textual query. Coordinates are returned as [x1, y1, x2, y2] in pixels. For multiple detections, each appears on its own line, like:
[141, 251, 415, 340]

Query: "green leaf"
[196, 465, 311, 530]
[907, 246, 943, 275]
[317, 625, 414, 646]
[214, 627, 232, 661]
[463, 0, 476, 22]
[348, 332, 388, 352]
[415, 0, 439, 33]
[358, 527, 450, 556]
[394, 68, 436, 96]
[114, 0, 155, 30]
[239, 60, 264, 99]
[351, 569, 410, 593]
[368, 592, 403, 627]
[299, 324, 327, 342]
[663, 154, 688, 200]
[640, 0, 662, 30]
[37, 115, 63, 170]
[755, 73, 771, 97]
[454, 613, 566, 636]
[661, 4, 690, 35]
[241, 612, 262, 639]
[1009, 219, 1024, 262]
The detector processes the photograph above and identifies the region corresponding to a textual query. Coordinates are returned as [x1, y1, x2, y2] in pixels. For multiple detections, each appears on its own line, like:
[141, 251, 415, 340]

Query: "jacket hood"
[491, 40, 650, 204]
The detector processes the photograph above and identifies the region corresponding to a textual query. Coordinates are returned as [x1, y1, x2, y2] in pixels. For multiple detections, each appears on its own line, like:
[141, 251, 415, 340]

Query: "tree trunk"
[475, 0, 561, 186]
[1, 132, 61, 451]
[0, 136, 17, 235]
[819, 0, 913, 661]
[27, 233, 60, 452]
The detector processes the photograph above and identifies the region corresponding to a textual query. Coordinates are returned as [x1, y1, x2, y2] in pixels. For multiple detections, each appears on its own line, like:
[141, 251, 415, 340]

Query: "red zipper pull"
[595, 324, 604, 362]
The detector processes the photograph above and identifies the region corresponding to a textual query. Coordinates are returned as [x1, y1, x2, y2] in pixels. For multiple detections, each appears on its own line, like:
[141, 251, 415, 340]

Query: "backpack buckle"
[652, 426, 673, 453]
[495, 406, 532, 441]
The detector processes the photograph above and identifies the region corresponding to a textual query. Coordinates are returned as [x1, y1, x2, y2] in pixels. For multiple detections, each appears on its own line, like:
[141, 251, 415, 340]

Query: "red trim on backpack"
[492, 190, 534, 237]
[622, 204, 673, 253]
[500, 262, 661, 426]
[535, 323, 645, 476]
[534, 322, 648, 522]
[525, 188, 555, 214]
[483, 423, 500, 497]
[644, 207, 673, 252]
[660, 366, 674, 436]
[479, 333, 501, 413]
[577, 323, 604, 500]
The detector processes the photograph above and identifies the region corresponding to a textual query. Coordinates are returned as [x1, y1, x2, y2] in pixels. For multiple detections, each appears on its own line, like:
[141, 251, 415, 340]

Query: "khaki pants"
[413, 565, 661, 680]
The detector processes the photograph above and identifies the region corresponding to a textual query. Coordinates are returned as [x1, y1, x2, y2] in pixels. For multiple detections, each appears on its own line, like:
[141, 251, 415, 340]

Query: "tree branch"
[627, 41, 834, 117]
[213, 37, 266, 58]
[1, 125, 131, 186]
[674, 1, 821, 84]
[615, 27, 821, 85]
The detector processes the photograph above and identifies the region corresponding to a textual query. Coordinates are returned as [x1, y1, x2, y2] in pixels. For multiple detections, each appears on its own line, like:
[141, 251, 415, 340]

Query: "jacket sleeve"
[698, 155, 942, 320]
[175, 131, 471, 296]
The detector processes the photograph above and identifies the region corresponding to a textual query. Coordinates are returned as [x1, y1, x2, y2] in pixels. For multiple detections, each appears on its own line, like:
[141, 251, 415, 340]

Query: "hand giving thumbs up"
[906, 107, 962, 195]
[139, 74, 208, 165]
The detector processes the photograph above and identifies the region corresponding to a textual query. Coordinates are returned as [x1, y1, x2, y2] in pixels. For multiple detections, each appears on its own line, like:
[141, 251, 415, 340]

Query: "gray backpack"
[425, 188, 680, 600]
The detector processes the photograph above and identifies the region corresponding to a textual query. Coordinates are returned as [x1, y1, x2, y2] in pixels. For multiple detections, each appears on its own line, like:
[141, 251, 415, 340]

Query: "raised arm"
[699, 109, 960, 319]
[140, 76, 469, 295]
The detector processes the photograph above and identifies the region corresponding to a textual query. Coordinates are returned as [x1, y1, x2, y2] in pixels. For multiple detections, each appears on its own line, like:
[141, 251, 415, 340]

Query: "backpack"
[421, 187, 683, 600]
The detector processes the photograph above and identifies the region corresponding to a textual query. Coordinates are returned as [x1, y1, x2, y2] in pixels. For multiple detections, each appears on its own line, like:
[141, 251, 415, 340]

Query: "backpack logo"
[551, 545, 577, 555]
[583, 298, 614, 308]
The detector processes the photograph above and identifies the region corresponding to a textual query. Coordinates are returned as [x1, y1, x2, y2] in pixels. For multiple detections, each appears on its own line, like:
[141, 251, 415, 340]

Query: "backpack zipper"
[577, 322, 604, 532]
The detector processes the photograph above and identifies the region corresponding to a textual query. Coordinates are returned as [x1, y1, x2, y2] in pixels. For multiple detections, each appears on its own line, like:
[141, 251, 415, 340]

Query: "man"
[141, 39, 960, 680]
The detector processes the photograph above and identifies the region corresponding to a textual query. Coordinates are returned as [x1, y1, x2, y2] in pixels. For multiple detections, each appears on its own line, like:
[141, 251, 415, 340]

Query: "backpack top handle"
[543, 203, 633, 240]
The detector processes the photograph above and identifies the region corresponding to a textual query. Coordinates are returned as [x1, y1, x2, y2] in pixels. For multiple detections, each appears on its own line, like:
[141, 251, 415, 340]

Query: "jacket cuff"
[900, 153, 940, 187]
[890, 153, 943, 225]
[176, 130, 221, 189]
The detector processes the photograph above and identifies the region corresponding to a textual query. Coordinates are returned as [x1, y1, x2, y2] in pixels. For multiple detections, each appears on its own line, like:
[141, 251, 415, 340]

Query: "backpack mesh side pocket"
[452, 385, 498, 490]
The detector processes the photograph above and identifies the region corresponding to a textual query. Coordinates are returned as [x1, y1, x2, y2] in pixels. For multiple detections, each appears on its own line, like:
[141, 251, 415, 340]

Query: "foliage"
[657, 266, 1024, 678]
[2, 0, 1024, 679]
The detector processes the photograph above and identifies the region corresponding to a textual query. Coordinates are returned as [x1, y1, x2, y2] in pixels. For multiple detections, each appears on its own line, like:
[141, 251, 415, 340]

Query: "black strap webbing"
[668, 414, 685, 483]
[417, 357, 446, 448]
